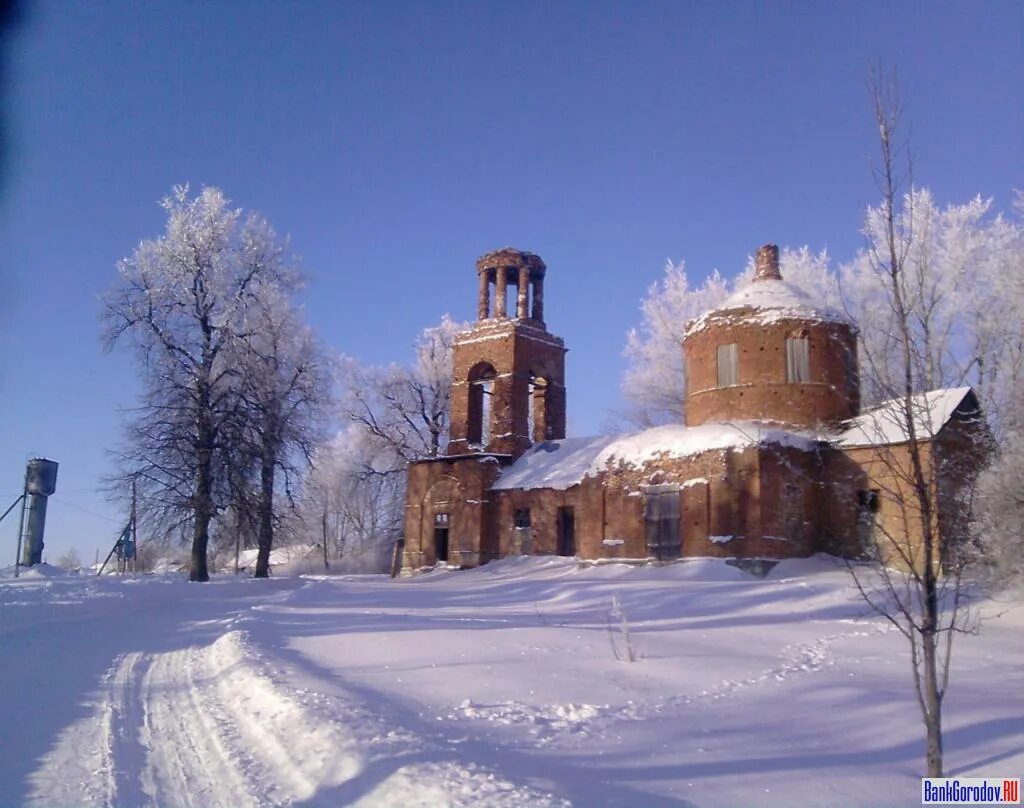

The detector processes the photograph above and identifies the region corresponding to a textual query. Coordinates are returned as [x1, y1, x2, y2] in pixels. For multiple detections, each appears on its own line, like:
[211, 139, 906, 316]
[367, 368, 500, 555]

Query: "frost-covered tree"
[103, 186, 302, 582]
[972, 430, 1024, 582]
[294, 316, 466, 571]
[839, 188, 1024, 424]
[621, 248, 833, 427]
[339, 315, 465, 461]
[298, 425, 405, 573]
[229, 289, 332, 578]
[621, 262, 729, 427]
[55, 547, 82, 572]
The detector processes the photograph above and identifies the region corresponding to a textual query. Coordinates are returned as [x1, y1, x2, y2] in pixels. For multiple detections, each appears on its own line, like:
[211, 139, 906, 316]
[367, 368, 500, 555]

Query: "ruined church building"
[403, 245, 983, 572]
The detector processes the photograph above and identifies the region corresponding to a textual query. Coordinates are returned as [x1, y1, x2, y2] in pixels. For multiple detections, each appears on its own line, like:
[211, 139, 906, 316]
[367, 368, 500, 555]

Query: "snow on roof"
[837, 387, 975, 448]
[591, 423, 819, 471]
[685, 279, 852, 338]
[492, 435, 617, 491]
[493, 424, 819, 492]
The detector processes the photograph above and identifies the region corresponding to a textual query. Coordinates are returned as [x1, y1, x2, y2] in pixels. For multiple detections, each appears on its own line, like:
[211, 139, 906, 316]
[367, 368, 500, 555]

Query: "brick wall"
[447, 319, 566, 459]
[684, 318, 858, 428]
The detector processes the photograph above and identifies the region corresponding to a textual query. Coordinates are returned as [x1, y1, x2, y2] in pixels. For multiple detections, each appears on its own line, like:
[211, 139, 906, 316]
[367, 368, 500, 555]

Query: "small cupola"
[754, 243, 782, 281]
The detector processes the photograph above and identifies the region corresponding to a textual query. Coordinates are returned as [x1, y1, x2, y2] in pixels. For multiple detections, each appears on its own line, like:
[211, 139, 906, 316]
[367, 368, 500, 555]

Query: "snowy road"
[3, 557, 1022, 807]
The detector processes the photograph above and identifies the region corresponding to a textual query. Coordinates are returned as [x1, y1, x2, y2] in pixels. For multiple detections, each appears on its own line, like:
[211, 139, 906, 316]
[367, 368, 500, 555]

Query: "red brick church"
[402, 245, 984, 572]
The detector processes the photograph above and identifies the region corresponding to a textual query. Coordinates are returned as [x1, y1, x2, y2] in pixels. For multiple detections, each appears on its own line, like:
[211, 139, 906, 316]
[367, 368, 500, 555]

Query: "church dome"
[685, 245, 851, 339]
[682, 244, 860, 429]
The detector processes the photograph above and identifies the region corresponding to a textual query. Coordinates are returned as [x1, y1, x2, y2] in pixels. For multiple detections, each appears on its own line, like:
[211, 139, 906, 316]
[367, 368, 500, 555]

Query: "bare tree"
[103, 186, 300, 582]
[843, 71, 990, 778]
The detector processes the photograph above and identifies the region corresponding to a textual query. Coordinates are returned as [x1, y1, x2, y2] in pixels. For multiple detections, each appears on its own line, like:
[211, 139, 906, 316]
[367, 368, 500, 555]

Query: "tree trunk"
[190, 446, 212, 582]
[254, 452, 275, 579]
[923, 607, 944, 776]
[189, 401, 215, 582]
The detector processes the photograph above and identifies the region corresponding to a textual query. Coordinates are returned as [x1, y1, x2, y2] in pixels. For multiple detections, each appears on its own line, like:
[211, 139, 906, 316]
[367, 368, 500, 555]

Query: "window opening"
[644, 485, 681, 561]
[856, 490, 880, 554]
[467, 363, 496, 447]
[786, 337, 810, 383]
[514, 508, 531, 554]
[717, 343, 738, 388]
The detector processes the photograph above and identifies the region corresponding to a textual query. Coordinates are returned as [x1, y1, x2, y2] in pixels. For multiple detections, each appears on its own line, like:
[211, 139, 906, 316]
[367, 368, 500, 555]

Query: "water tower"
[19, 458, 59, 566]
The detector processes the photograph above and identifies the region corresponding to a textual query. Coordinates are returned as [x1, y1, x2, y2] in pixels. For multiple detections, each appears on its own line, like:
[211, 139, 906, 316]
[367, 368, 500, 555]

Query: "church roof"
[684, 278, 851, 337]
[492, 423, 820, 492]
[592, 423, 820, 471]
[491, 389, 980, 493]
[837, 387, 977, 448]
[684, 278, 853, 338]
[491, 435, 617, 491]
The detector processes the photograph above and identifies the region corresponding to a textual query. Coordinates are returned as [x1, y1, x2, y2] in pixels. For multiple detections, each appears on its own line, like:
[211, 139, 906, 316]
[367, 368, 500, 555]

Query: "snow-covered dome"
[684, 245, 851, 338]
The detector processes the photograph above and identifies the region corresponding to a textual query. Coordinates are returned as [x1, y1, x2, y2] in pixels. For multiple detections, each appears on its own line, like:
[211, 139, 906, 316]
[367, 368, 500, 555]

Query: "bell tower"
[446, 248, 567, 459]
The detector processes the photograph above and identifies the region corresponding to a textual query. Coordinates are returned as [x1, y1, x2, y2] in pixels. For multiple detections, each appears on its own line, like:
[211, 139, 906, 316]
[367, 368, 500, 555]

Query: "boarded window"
[644, 484, 681, 561]
[717, 343, 738, 387]
[780, 482, 801, 540]
[786, 337, 810, 383]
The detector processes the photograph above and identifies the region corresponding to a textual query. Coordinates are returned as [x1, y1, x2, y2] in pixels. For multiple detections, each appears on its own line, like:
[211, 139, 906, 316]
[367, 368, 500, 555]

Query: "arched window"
[467, 362, 497, 447]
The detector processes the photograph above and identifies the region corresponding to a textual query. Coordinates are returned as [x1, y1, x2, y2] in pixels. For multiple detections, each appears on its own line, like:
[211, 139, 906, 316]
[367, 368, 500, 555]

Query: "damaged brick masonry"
[402, 245, 988, 573]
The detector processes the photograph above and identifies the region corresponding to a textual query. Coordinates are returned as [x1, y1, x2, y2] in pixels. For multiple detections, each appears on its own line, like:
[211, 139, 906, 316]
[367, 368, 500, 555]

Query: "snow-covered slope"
[1, 557, 1020, 807]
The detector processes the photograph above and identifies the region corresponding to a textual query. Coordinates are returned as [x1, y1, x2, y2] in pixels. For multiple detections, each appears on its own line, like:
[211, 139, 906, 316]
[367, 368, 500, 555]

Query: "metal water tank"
[25, 458, 59, 496]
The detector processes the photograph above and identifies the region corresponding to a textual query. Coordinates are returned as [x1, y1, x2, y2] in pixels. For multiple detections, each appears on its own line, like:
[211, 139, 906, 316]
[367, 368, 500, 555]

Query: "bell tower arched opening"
[466, 362, 496, 448]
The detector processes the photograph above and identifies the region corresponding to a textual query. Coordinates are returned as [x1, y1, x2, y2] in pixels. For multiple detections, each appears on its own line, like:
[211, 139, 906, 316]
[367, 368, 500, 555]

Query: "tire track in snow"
[109, 651, 150, 808]
[26, 651, 141, 808]
[138, 631, 364, 808]
[29, 632, 364, 807]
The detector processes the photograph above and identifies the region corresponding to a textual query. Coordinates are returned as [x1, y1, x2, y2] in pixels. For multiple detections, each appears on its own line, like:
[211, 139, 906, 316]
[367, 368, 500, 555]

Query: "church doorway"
[557, 507, 575, 556]
[434, 513, 450, 563]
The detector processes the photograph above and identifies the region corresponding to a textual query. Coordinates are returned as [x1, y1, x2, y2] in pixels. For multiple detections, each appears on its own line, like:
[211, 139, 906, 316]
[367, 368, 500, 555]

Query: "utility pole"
[130, 477, 138, 574]
[321, 505, 329, 571]
[3, 473, 27, 578]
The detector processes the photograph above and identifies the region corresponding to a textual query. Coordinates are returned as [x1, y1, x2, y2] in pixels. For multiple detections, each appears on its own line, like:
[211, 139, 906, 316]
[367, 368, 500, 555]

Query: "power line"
[49, 496, 123, 523]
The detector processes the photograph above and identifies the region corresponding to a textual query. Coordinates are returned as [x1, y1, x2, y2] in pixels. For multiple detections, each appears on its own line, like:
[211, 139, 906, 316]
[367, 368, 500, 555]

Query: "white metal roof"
[837, 387, 975, 448]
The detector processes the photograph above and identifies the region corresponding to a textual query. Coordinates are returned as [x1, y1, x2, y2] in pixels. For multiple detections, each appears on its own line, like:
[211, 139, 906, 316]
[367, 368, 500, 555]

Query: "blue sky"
[1, 1, 1021, 563]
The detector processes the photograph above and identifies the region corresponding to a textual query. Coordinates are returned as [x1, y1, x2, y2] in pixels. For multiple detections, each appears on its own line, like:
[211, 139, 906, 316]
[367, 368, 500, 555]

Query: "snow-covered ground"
[1, 556, 1021, 807]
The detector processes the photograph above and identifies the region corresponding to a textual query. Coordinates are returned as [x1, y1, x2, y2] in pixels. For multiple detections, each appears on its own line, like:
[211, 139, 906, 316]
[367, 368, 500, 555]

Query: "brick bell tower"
[446, 248, 567, 459]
